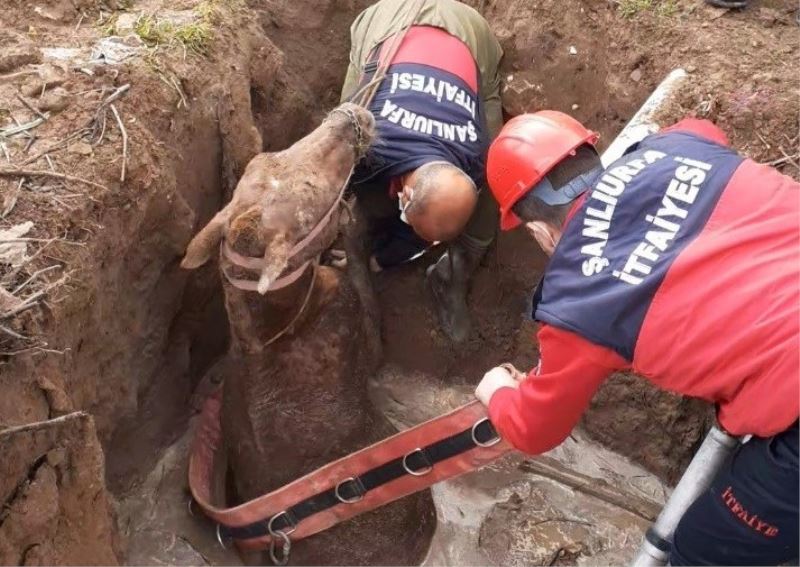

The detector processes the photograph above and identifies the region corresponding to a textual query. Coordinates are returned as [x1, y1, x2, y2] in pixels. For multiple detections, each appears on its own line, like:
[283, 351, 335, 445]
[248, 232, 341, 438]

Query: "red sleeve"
[487, 324, 629, 454]
[661, 118, 730, 147]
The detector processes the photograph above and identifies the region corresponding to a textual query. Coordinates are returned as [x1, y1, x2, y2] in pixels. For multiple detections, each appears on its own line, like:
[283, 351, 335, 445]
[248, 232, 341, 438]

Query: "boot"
[425, 241, 484, 343]
[704, 0, 748, 8]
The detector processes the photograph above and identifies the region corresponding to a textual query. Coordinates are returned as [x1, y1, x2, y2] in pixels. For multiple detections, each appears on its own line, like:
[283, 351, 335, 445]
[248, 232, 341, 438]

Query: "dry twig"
[0, 289, 46, 319]
[12, 265, 62, 295]
[0, 346, 69, 357]
[21, 129, 89, 166]
[98, 84, 131, 110]
[547, 548, 566, 566]
[0, 168, 108, 191]
[2, 238, 56, 282]
[0, 324, 29, 341]
[23, 136, 37, 154]
[0, 237, 84, 245]
[0, 117, 46, 137]
[110, 104, 128, 182]
[0, 70, 38, 85]
[2, 178, 23, 218]
[519, 457, 662, 520]
[0, 273, 69, 321]
[766, 151, 800, 168]
[74, 13, 85, 34]
[14, 93, 49, 122]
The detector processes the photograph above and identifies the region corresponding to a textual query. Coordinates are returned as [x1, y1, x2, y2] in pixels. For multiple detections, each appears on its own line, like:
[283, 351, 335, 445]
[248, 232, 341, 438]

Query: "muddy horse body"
[182, 104, 434, 565]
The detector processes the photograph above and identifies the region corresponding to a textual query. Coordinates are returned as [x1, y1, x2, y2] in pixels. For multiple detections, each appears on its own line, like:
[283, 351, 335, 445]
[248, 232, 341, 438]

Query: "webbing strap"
[189, 392, 512, 552]
[218, 419, 499, 540]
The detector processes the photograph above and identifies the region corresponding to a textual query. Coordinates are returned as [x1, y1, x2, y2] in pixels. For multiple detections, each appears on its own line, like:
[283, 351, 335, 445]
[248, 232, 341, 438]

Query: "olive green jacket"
[340, 0, 504, 136]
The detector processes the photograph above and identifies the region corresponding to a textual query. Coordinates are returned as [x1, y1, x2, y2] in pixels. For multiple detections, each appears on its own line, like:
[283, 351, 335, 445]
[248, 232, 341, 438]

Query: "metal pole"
[600, 68, 688, 167]
[631, 426, 740, 566]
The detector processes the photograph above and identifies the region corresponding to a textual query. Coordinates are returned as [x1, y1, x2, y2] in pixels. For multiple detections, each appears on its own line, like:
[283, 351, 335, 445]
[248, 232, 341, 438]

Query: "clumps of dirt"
[583, 372, 715, 483]
[0, 412, 118, 565]
[477, 0, 799, 179]
[479, 491, 592, 565]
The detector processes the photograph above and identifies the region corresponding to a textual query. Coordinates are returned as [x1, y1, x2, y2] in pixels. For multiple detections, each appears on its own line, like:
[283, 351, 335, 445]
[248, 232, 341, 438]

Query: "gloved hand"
[475, 365, 521, 406]
[499, 363, 526, 383]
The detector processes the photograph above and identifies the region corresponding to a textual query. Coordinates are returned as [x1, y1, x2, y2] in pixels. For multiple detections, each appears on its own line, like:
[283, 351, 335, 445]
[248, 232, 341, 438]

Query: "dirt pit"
[0, 0, 797, 564]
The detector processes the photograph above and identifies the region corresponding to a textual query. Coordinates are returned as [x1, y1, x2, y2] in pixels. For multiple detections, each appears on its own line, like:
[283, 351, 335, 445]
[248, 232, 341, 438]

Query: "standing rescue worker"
[340, 0, 503, 342]
[475, 111, 799, 565]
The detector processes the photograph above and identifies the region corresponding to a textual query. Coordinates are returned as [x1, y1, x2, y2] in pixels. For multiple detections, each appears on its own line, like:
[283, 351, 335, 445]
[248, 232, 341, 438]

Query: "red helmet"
[487, 111, 599, 230]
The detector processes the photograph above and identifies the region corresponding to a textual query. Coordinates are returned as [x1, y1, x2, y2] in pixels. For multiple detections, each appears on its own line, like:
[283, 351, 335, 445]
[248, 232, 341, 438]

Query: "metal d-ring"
[335, 477, 365, 504]
[216, 524, 232, 550]
[402, 448, 433, 476]
[268, 510, 297, 537]
[269, 529, 292, 566]
[471, 418, 501, 447]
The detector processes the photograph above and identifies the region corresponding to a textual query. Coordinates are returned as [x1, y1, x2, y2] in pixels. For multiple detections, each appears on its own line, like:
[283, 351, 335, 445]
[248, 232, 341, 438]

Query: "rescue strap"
[188, 390, 512, 554]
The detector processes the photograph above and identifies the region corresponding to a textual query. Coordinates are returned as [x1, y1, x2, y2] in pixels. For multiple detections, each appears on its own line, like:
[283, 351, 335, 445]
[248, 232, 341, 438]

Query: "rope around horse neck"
[262, 259, 319, 349]
[220, 0, 425, 350]
[349, 0, 426, 109]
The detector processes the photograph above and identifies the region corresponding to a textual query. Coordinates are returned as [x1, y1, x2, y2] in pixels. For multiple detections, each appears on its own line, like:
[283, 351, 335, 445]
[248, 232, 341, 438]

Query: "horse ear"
[181, 207, 230, 269]
[256, 232, 291, 295]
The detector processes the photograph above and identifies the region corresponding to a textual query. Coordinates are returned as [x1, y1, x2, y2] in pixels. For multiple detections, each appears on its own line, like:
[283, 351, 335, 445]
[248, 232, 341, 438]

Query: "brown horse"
[181, 103, 435, 565]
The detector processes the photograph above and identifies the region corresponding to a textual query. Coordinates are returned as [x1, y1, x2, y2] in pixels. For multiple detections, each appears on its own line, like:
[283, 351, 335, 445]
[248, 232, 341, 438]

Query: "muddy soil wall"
[0, 1, 362, 560]
[0, 0, 796, 562]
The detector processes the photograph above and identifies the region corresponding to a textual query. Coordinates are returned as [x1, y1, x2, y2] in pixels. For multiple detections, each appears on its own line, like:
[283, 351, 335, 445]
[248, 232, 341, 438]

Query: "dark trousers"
[671, 421, 799, 566]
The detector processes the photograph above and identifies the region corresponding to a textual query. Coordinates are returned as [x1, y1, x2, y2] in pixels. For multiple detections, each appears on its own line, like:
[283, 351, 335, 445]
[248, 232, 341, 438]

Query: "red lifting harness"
[188, 389, 512, 555]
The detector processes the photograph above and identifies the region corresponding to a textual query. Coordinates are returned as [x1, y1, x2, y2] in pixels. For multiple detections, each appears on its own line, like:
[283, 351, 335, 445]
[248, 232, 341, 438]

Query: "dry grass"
[133, 14, 213, 55]
[617, 0, 679, 18]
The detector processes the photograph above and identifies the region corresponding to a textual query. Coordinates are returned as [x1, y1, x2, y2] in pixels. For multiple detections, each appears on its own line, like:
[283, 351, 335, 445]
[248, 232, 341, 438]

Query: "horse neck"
[224, 265, 316, 357]
[294, 122, 358, 179]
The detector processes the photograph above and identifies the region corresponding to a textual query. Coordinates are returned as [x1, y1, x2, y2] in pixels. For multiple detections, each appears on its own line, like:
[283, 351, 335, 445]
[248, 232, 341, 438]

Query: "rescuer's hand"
[475, 366, 519, 406]
[499, 363, 526, 383]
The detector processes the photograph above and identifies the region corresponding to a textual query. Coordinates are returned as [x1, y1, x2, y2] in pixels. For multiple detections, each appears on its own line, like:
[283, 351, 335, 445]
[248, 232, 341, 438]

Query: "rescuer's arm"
[476, 324, 629, 454]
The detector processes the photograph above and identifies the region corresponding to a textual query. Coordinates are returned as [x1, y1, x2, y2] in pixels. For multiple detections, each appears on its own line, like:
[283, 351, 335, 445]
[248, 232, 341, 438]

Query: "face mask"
[398, 187, 413, 225]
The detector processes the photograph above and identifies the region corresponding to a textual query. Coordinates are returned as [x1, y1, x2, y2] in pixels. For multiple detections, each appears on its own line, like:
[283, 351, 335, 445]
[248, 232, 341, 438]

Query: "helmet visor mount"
[528, 165, 603, 207]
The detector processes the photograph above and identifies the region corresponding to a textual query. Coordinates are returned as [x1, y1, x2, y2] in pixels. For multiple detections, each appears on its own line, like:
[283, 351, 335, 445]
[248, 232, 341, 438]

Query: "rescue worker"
[475, 110, 799, 565]
[340, 0, 503, 342]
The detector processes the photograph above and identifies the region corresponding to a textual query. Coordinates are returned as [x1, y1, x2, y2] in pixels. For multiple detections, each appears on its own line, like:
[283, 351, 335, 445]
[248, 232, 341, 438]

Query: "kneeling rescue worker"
[340, 0, 503, 342]
[475, 111, 799, 565]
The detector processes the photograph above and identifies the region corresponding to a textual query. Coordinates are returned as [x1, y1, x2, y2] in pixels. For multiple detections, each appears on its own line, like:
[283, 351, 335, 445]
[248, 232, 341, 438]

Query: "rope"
[349, 0, 426, 109]
[261, 260, 319, 349]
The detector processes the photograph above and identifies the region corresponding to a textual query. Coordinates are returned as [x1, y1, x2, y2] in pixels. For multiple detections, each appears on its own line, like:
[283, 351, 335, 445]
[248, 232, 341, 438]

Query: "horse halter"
[328, 106, 370, 158]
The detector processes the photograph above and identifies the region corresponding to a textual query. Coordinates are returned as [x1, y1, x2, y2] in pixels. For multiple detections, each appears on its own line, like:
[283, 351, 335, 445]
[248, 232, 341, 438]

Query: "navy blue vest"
[532, 131, 744, 361]
[353, 62, 489, 188]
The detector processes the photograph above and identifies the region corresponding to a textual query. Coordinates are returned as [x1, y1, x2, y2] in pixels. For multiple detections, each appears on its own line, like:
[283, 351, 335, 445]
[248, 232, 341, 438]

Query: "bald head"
[402, 162, 478, 242]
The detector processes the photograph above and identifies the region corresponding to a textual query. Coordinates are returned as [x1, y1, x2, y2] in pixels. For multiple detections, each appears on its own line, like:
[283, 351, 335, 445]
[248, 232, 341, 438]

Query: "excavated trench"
[104, 10, 680, 565]
[2, 0, 797, 565]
